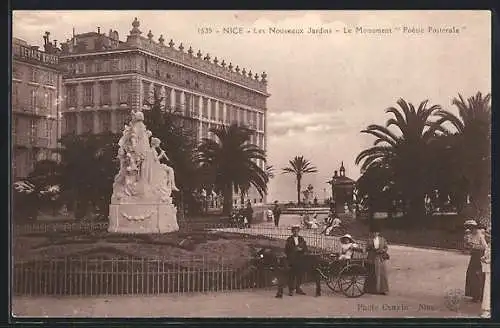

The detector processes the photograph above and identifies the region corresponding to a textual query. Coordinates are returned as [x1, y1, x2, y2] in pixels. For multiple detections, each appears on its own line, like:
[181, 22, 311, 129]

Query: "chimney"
[97, 26, 101, 34]
[334, 170, 338, 177]
[31, 46, 39, 51]
[54, 40, 58, 48]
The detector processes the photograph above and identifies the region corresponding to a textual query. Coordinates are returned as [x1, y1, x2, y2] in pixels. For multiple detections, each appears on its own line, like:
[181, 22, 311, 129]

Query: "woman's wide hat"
[464, 219, 478, 227]
[340, 234, 354, 243]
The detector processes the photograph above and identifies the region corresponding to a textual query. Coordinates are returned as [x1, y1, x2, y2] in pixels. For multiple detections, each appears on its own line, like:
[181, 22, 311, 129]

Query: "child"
[339, 234, 359, 260]
[266, 209, 274, 222]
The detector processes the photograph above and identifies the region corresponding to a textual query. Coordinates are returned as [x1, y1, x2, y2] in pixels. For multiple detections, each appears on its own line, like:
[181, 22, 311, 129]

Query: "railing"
[12, 134, 32, 147]
[14, 221, 109, 235]
[33, 137, 50, 148]
[12, 256, 274, 297]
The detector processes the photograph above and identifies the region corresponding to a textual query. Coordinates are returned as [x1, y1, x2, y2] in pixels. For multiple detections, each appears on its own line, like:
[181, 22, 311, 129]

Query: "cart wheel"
[320, 267, 341, 293]
[338, 264, 367, 298]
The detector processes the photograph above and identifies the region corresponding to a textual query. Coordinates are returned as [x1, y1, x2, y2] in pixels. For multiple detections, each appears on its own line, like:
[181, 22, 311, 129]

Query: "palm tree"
[265, 165, 275, 179]
[355, 98, 445, 219]
[432, 92, 491, 216]
[196, 123, 268, 215]
[282, 156, 318, 205]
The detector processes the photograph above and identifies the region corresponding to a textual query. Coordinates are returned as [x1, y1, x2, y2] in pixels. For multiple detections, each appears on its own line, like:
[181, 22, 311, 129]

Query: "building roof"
[328, 175, 355, 186]
[75, 32, 100, 37]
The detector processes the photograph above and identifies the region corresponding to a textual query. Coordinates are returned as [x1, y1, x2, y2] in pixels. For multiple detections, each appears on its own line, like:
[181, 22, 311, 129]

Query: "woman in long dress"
[365, 226, 389, 295]
[481, 225, 491, 318]
[463, 219, 487, 302]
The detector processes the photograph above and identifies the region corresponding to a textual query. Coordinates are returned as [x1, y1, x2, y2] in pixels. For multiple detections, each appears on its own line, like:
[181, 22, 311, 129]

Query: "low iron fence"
[12, 256, 273, 296]
[13, 251, 366, 297]
[14, 222, 109, 235]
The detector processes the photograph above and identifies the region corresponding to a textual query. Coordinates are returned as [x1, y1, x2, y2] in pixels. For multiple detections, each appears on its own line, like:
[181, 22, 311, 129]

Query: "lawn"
[13, 223, 329, 296]
[14, 229, 287, 267]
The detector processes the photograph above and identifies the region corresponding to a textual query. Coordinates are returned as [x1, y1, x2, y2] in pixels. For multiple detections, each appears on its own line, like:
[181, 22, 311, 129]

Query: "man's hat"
[291, 224, 301, 231]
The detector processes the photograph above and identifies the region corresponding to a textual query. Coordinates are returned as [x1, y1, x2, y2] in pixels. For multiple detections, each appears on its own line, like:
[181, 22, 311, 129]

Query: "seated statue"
[150, 137, 179, 193]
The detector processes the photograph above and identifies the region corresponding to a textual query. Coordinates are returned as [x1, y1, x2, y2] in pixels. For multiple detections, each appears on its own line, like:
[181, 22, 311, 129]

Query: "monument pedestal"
[108, 203, 178, 234]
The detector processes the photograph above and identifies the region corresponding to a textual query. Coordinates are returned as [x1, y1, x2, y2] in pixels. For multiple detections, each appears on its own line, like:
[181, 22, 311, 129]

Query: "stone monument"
[108, 110, 179, 233]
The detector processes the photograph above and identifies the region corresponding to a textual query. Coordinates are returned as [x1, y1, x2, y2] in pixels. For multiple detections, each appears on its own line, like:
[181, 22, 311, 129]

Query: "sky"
[12, 10, 491, 202]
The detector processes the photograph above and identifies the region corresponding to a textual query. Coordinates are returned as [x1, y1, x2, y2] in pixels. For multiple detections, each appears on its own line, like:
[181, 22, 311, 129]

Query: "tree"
[196, 123, 268, 215]
[26, 159, 63, 214]
[265, 165, 275, 179]
[355, 98, 445, 219]
[57, 132, 119, 218]
[27, 159, 61, 188]
[282, 156, 318, 205]
[432, 92, 491, 216]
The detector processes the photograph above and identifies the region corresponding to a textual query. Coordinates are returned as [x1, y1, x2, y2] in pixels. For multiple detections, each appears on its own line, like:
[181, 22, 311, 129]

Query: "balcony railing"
[33, 137, 50, 148]
[12, 134, 32, 147]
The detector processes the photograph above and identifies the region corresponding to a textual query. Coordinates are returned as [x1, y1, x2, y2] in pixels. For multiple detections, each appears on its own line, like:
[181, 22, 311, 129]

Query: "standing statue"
[112, 111, 152, 200]
[109, 110, 179, 234]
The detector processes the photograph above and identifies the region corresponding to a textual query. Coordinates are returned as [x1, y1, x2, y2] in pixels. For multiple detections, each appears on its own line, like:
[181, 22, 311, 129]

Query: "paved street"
[12, 214, 483, 318]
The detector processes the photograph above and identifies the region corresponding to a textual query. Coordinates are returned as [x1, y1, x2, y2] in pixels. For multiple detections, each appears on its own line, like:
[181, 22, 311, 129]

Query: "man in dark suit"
[272, 201, 282, 227]
[284, 224, 308, 296]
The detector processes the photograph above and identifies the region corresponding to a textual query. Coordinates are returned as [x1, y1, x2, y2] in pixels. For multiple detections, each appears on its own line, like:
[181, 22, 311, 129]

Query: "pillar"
[198, 96, 203, 119]
[148, 83, 154, 105]
[111, 110, 117, 133]
[263, 110, 267, 153]
[111, 80, 118, 107]
[139, 79, 144, 110]
[93, 111, 100, 134]
[170, 88, 175, 110]
[222, 102, 227, 124]
[130, 76, 142, 112]
[160, 86, 166, 109]
[76, 113, 83, 135]
[93, 82, 100, 107]
[180, 91, 186, 114]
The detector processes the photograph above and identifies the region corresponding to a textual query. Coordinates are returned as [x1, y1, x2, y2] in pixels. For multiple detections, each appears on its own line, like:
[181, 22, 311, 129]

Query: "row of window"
[139, 56, 266, 108]
[12, 63, 57, 85]
[143, 82, 265, 131]
[200, 122, 265, 147]
[65, 81, 129, 107]
[64, 110, 129, 135]
[12, 84, 55, 113]
[12, 116, 52, 139]
[67, 60, 121, 75]
[66, 55, 266, 109]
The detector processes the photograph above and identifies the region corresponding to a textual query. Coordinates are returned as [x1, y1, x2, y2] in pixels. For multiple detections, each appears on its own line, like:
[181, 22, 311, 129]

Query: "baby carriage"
[266, 209, 274, 222]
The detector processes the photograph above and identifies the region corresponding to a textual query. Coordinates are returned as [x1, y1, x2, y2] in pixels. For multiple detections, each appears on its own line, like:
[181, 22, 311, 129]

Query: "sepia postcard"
[11, 10, 492, 319]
